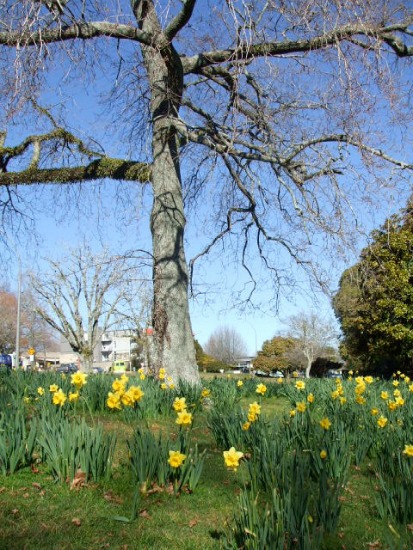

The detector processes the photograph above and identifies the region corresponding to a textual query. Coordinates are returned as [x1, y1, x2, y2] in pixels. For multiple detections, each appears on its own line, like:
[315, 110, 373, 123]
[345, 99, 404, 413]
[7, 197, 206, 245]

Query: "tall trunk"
[136, 1, 199, 384]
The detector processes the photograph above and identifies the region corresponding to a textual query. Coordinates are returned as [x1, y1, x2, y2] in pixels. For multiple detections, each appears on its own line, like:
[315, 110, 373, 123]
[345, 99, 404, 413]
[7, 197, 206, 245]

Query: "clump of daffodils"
[172, 396, 193, 426]
[106, 374, 144, 411]
[47, 372, 89, 408]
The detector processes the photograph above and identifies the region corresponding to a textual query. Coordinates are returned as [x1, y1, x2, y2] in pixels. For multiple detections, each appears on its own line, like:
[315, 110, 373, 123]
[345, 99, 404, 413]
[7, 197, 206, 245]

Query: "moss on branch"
[0, 158, 151, 186]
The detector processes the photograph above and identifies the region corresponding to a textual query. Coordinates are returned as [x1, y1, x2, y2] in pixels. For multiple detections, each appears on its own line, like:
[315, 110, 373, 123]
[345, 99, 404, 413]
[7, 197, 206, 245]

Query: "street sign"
[28, 348, 36, 356]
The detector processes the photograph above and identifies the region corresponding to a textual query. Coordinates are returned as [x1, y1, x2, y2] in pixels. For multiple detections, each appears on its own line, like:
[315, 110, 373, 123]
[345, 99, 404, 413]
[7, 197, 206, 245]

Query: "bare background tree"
[204, 325, 248, 365]
[0, 1, 413, 382]
[30, 245, 146, 371]
[0, 284, 58, 356]
[284, 311, 338, 378]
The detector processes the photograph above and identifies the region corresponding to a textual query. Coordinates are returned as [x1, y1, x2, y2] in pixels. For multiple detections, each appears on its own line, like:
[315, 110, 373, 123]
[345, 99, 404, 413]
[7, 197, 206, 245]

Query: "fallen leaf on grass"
[367, 541, 381, 549]
[32, 482, 42, 490]
[139, 510, 151, 520]
[0, 487, 6, 493]
[71, 518, 81, 526]
[11, 509, 19, 515]
[103, 491, 123, 504]
[146, 483, 164, 495]
[188, 519, 198, 528]
[407, 524, 413, 532]
[22, 493, 30, 499]
[70, 469, 87, 490]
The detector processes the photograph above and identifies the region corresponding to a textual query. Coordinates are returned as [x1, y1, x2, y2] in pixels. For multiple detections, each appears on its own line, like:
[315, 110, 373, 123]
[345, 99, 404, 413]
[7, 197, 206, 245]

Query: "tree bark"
[136, 1, 199, 384]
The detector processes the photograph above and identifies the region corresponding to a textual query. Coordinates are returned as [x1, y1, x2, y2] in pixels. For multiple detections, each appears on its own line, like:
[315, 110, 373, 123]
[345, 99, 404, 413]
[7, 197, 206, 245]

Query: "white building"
[59, 329, 139, 369]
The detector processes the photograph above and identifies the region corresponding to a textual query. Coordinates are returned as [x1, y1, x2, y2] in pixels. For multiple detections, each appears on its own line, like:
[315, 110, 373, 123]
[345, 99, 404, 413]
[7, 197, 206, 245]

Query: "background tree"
[284, 311, 338, 378]
[1, 2, 413, 383]
[0, 285, 58, 357]
[333, 197, 413, 375]
[204, 325, 248, 366]
[30, 245, 145, 371]
[253, 336, 296, 374]
[0, 287, 19, 353]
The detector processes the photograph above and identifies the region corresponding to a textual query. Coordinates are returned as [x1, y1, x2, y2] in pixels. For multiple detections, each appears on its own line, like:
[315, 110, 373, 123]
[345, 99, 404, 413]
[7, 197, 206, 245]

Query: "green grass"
[1, 372, 413, 549]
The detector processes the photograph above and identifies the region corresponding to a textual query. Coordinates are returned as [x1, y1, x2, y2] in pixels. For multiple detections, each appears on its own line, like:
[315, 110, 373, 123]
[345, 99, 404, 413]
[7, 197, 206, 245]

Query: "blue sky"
[2, 1, 413, 356]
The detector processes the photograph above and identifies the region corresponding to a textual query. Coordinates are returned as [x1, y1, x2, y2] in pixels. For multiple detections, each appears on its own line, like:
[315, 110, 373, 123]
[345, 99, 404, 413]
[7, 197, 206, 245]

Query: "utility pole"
[15, 257, 21, 369]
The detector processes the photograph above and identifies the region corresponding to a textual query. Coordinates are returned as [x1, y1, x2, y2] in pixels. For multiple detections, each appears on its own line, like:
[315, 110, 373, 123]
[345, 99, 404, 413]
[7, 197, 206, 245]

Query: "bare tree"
[0, 2, 413, 383]
[205, 325, 248, 365]
[0, 287, 19, 353]
[0, 284, 58, 356]
[285, 311, 338, 378]
[30, 245, 146, 371]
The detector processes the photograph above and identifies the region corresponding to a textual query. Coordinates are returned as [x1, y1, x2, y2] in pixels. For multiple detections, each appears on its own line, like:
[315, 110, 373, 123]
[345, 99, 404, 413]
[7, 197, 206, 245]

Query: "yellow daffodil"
[295, 380, 305, 390]
[52, 388, 67, 407]
[37, 387, 45, 396]
[128, 386, 144, 402]
[377, 415, 388, 428]
[256, 383, 267, 396]
[223, 447, 244, 471]
[69, 392, 79, 402]
[201, 389, 211, 398]
[237, 380, 243, 387]
[380, 391, 389, 400]
[320, 450, 327, 460]
[290, 409, 296, 417]
[320, 417, 331, 430]
[355, 395, 366, 405]
[112, 379, 126, 393]
[248, 402, 261, 417]
[307, 393, 314, 403]
[371, 408, 379, 416]
[176, 410, 192, 426]
[71, 372, 87, 389]
[160, 383, 168, 390]
[121, 392, 134, 407]
[340, 397, 347, 405]
[49, 384, 59, 393]
[364, 376, 374, 384]
[107, 392, 122, 410]
[296, 401, 306, 413]
[168, 450, 186, 468]
[242, 422, 251, 431]
[173, 397, 187, 412]
[402, 444, 413, 457]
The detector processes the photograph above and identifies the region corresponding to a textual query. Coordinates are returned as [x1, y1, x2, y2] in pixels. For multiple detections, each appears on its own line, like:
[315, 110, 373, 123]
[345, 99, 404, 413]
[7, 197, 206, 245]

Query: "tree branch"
[182, 20, 413, 74]
[164, 0, 196, 42]
[0, 21, 152, 47]
[0, 158, 150, 186]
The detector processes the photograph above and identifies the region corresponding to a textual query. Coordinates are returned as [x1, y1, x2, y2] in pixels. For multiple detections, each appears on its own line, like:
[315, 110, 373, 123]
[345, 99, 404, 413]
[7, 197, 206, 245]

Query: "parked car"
[254, 370, 269, 377]
[56, 363, 78, 373]
[325, 369, 343, 379]
[269, 370, 284, 378]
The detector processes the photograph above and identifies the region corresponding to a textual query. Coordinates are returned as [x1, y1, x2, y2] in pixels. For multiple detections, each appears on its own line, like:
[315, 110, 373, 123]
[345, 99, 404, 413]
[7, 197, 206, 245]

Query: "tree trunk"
[138, 2, 199, 384]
